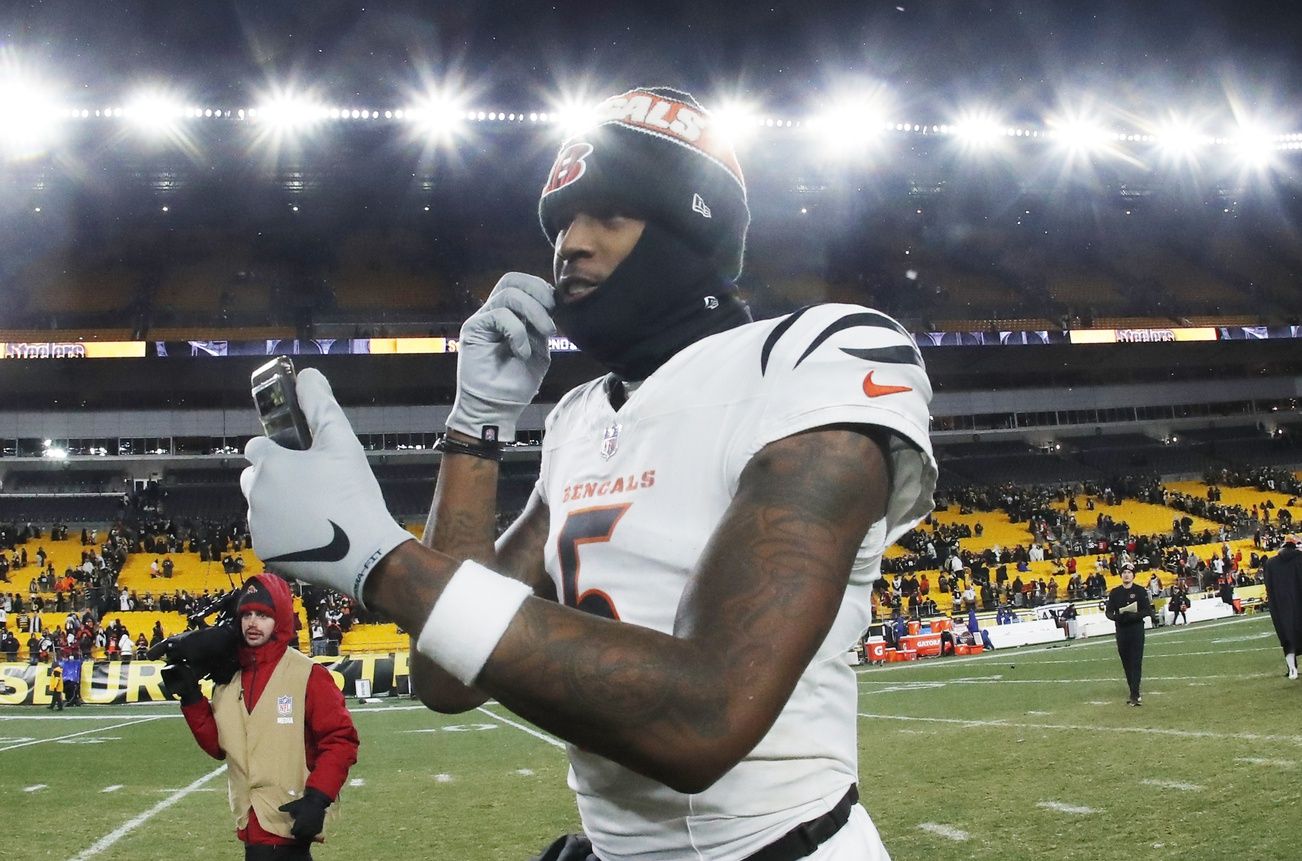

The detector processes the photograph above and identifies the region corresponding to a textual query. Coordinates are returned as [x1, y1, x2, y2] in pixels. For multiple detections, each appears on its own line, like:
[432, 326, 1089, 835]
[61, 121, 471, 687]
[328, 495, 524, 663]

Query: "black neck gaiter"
[553, 222, 752, 381]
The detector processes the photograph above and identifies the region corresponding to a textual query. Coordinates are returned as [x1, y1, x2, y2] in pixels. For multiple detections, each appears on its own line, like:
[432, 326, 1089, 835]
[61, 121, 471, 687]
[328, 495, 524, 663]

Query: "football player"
[242, 86, 937, 860]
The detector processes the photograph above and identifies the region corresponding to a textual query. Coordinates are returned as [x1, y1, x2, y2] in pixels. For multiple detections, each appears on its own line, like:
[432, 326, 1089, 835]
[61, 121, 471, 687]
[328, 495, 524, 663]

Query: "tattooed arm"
[407, 433, 554, 713]
[370, 425, 889, 793]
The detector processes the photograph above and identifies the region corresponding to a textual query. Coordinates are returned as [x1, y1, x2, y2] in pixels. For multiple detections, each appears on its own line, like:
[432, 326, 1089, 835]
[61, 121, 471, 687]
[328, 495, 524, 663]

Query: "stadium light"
[253, 92, 328, 131]
[406, 92, 466, 140]
[1049, 117, 1110, 153]
[549, 93, 602, 138]
[806, 89, 894, 158]
[710, 99, 762, 147]
[123, 89, 188, 137]
[1230, 123, 1278, 169]
[948, 108, 1007, 151]
[0, 60, 64, 160]
[1152, 118, 1211, 160]
[246, 83, 331, 164]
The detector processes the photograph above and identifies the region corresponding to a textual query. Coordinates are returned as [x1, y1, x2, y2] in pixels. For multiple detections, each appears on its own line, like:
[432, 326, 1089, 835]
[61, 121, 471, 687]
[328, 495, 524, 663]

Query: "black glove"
[160, 662, 202, 706]
[278, 787, 331, 842]
[147, 624, 240, 684]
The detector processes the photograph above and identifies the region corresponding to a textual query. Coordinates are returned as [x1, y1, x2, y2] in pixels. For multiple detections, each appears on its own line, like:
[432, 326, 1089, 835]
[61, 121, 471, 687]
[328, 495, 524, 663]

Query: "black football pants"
[1116, 624, 1145, 700]
[244, 844, 311, 860]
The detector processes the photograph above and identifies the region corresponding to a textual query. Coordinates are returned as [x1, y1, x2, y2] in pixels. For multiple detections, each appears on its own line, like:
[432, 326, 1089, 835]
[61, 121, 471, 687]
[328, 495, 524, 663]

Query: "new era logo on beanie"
[539, 87, 750, 281]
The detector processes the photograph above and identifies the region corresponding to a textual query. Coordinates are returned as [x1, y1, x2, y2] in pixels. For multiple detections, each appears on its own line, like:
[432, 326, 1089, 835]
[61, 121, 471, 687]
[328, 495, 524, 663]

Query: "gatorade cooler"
[865, 638, 886, 664]
[907, 620, 920, 636]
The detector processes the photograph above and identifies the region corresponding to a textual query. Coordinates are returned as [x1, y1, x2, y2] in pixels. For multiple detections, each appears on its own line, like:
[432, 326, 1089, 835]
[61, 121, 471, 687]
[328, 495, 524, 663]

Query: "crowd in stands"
[0, 599, 170, 665]
[871, 469, 1296, 622]
[3, 460, 1296, 677]
[1206, 465, 1302, 497]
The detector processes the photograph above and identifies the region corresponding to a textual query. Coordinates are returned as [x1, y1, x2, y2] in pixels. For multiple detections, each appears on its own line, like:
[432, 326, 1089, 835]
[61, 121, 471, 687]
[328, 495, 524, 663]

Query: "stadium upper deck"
[2, 117, 1300, 339]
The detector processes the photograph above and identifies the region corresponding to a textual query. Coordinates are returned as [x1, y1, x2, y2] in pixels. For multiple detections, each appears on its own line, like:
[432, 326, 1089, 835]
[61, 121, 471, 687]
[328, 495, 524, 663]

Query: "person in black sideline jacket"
[1264, 533, 1302, 680]
[1105, 562, 1156, 706]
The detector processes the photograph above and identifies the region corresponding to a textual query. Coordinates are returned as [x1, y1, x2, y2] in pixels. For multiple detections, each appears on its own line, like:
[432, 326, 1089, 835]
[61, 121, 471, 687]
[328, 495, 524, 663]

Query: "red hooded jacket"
[182, 574, 359, 847]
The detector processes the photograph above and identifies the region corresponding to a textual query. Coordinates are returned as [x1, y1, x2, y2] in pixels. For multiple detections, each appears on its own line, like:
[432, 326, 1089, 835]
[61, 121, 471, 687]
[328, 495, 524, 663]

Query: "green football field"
[2, 613, 1297, 860]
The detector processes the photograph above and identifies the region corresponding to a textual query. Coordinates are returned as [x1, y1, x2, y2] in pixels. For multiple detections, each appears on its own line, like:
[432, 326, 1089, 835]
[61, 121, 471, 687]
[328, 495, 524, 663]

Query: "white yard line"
[24, 783, 47, 792]
[475, 705, 566, 750]
[349, 778, 366, 787]
[69, 765, 227, 861]
[101, 785, 123, 793]
[1235, 757, 1295, 768]
[858, 712, 1302, 746]
[1141, 778, 1204, 792]
[917, 822, 970, 841]
[0, 716, 162, 753]
[0, 713, 178, 721]
[1037, 801, 1096, 814]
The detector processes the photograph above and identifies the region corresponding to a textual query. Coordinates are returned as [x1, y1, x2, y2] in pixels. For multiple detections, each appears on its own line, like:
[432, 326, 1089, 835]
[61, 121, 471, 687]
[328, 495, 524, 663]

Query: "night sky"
[4, 0, 1302, 122]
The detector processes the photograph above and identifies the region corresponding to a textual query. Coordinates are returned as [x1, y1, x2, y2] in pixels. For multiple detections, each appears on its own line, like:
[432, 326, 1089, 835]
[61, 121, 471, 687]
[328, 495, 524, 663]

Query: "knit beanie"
[236, 578, 275, 617]
[539, 87, 750, 281]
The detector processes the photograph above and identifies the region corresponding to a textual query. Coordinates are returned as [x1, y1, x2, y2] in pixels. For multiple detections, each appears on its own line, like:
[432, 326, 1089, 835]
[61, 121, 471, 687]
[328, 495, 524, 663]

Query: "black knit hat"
[236, 578, 275, 617]
[539, 87, 750, 281]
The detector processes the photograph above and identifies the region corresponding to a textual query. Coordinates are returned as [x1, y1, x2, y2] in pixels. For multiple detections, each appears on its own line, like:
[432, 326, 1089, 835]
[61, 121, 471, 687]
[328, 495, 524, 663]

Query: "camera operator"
[160, 575, 358, 860]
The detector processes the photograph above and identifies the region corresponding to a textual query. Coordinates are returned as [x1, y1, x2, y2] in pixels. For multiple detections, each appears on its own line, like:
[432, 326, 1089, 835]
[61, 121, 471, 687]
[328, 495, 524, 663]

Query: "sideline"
[68, 764, 228, 861]
[855, 614, 1268, 674]
[857, 711, 1302, 746]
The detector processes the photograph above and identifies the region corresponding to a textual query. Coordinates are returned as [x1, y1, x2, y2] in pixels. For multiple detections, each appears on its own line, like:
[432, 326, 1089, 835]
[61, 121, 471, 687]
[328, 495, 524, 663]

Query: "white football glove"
[241, 368, 414, 607]
[447, 272, 555, 442]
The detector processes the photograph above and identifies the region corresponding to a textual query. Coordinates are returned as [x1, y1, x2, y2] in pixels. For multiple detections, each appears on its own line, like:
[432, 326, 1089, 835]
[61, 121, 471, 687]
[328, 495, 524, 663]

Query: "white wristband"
[415, 559, 533, 686]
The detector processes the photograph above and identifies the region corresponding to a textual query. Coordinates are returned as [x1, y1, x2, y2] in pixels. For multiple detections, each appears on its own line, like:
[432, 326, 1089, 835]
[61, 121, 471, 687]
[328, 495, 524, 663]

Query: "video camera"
[149, 588, 242, 693]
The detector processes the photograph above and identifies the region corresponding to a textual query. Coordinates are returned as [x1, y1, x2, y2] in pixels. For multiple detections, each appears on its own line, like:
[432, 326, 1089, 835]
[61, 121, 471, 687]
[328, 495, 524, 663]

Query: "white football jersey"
[537, 303, 937, 861]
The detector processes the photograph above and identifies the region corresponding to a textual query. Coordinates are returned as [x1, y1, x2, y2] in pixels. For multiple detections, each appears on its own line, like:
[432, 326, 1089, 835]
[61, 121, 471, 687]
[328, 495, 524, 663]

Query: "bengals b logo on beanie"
[539, 87, 751, 281]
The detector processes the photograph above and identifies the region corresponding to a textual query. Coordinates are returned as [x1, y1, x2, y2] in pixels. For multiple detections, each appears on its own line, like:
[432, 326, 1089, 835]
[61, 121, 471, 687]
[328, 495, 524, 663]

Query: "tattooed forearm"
[376, 425, 891, 789]
[489, 428, 888, 787]
[425, 453, 500, 561]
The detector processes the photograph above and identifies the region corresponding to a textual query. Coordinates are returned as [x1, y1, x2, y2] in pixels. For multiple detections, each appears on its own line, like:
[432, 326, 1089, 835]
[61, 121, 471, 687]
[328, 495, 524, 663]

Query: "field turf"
[1, 613, 1296, 860]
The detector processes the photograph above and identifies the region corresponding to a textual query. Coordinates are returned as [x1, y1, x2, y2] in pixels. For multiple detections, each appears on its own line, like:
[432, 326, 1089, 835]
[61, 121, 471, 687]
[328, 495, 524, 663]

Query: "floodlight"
[949, 109, 1006, 151]
[0, 65, 64, 159]
[550, 96, 601, 137]
[1230, 123, 1277, 169]
[1050, 118, 1109, 152]
[123, 89, 190, 140]
[253, 89, 327, 131]
[1152, 118, 1210, 160]
[806, 99, 890, 157]
[407, 93, 465, 139]
[710, 99, 762, 146]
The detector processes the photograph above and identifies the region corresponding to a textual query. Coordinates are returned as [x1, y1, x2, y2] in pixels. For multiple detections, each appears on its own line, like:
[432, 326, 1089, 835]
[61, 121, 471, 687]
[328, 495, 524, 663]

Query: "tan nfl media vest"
[212, 648, 339, 838]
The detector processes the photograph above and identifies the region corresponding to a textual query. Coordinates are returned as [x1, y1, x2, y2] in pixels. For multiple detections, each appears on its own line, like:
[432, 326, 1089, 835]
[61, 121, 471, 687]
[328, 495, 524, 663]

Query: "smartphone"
[251, 356, 312, 450]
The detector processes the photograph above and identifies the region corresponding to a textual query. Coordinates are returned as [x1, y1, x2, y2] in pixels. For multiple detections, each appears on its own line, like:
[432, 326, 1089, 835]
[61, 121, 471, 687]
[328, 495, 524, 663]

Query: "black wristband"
[435, 435, 504, 463]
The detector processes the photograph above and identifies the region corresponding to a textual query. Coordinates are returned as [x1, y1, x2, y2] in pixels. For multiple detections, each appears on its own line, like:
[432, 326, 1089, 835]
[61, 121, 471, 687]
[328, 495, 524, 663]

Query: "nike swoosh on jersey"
[862, 371, 913, 398]
[264, 521, 351, 563]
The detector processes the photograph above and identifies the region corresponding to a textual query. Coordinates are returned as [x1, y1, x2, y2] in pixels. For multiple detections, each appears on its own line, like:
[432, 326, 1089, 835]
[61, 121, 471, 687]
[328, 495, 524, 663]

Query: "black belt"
[745, 784, 859, 861]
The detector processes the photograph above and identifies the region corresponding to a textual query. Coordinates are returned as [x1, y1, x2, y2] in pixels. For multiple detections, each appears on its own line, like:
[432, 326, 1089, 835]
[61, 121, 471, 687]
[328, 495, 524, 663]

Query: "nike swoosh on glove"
[241, 368, 414, 607]
[447, 272, 555, 442]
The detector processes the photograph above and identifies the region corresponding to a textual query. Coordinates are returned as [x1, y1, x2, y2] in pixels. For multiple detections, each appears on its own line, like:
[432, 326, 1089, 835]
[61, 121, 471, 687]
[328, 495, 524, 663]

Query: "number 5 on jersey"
[558, 504, 629, 620]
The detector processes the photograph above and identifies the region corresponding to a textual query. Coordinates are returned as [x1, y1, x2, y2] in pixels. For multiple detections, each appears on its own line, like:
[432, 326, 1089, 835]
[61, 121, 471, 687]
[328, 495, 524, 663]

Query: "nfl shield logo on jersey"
[277, 695, 293, 717]
[600, 423, 621, 461]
